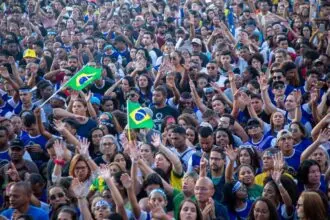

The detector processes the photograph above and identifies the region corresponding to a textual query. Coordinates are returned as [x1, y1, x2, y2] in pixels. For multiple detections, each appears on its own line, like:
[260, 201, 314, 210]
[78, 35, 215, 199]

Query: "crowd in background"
[0, 0, 330, 219]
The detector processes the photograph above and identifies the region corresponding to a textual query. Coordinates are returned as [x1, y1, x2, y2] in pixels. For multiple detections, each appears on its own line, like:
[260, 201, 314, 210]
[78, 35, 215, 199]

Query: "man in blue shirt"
[1, 181, 49, 219]
[276, 129, 302, 175]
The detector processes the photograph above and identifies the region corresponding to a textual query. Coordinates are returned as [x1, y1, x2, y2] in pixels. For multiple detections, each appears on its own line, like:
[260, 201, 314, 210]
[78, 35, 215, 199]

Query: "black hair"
[248, 198, 279, 220]
[110, 152, 132, 171]
[215, 128, 235, 146]
[16, 215, 34, 220]
[22, 113, 36, 127]
[198, 126, 213, 138]
[27, 173, 45, 186]
[154, 86, 168, 98]
[223, 182, 239, 212]
[221, 114, 235, 125]
[248, 53, 265, 66]
[123, 75, 135, 88]
[143, 173, 164, 189]
[298, 160, 321, 185]
[57, 206, 78, 220]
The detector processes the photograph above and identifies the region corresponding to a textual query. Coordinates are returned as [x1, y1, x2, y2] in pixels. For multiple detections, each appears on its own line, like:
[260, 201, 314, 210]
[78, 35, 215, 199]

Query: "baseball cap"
[313, 59, 323, 65]
[9, 139, 25, 150]
[23, 49, 37, 59]
[192, 38, 202, 45]
[276, 129, 293, 143]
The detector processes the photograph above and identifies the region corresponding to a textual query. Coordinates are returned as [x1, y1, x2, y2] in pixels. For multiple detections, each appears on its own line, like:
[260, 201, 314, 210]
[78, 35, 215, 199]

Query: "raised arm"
[259, 74, 277, 114]
[151, 133, 183, 176]
[272, 152, 294, 216]
[34, 108, 52, 139]
[80, 91, 97, 118]
[137, 158, 174, 196]
[71, 178, 94, 220]
[224, 145, 237, 183]
[167, 80, 180, 105]
[100, 166, 128, 220]
[210, 82, 233, 108]
[189, 79, 208, 113]
[104, 79, 122, 97]
[54, 120, 80, 147]
[311, 113, 330, 140]
[301, 129, 330, 162]
[78, 139, 99, 173]
[120, 173, 141, 219]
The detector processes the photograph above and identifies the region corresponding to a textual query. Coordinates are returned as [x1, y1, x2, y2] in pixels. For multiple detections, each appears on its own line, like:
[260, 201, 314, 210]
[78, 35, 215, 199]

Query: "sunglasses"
[273, 76, 283, 80]
[49, 192, 65, 201]
[207, 66, 216, 70]
[128, 93, 137, 98]
[274, 85, 284, 89]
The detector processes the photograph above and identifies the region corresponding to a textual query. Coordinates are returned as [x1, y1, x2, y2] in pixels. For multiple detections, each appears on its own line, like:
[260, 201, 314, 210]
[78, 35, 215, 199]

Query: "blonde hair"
[300, 191, 326, 220]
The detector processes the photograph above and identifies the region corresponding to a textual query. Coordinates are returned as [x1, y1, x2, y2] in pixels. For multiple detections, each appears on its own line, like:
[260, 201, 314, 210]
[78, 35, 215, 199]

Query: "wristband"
[54, 159, 65, 166]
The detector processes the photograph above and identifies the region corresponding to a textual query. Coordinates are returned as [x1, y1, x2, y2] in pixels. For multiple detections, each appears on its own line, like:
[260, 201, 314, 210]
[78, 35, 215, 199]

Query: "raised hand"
[99, 164, 112, 180]
[151, 133, 161, 148]
[34, 107, 41, 117]
[316, 129, 330, 144]
[78, 138, 90, 158]
[149, 203, 167, 219]
[0, 66, 10, 79]
[120, 173, 132, 189]
[257, 73, 269, 91]
[273, 152, 285, 172]
[71, 178, 87, 198]
[54, 139, 65, 160]
[224, 145, 238, 162]
[210, 82, 222, 92]
[240, 91, 252, 106]
[271, 169, 282, 185]
[292, 90, 302, 106]
[70, 90, 79, 101]
[228, 71, 235, 82]
[54, 119, 66, 133]
[6, 162, 20, 182]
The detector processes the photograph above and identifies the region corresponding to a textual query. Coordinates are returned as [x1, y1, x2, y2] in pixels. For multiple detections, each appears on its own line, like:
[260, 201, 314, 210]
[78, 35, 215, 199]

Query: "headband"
[232, 181, 242, 193]
[149, 189, 167, 201]
[95, 200, 111, 209]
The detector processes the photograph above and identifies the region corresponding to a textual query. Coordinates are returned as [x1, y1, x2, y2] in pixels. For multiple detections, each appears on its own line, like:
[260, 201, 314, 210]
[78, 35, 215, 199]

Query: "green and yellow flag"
[127, 101, 154, 129]
[66, 66, 102, 90]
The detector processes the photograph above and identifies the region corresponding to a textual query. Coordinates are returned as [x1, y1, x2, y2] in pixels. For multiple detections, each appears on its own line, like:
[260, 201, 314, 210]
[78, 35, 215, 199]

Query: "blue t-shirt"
[228, 200, 253, 220]
[77, 119, 97, 138]
[294, 138, 312, 152]
[1, 205, 49, 220]
[242, 135, 273, 152]
[284, 150, 302, 174]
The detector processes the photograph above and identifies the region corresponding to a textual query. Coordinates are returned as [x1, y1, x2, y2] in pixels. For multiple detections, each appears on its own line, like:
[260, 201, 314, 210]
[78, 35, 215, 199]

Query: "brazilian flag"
[127, 101, 154, 129]
[66, 66, 102, 90]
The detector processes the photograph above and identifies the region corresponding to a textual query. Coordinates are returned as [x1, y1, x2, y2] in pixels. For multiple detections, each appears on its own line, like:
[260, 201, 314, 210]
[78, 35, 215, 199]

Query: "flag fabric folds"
[127, 101, 154, 129]
[66, 66, 102, 90]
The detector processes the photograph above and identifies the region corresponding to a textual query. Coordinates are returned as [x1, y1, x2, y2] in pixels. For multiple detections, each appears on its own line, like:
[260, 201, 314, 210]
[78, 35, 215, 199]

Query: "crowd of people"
[0, 0, 330, 219]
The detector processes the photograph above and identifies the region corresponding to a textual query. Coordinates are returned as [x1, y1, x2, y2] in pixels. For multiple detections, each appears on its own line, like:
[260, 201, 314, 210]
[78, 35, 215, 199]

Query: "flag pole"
[39, 65, 90, 108]
[39, 80, 70, 108]
[126, 100, 132, 142]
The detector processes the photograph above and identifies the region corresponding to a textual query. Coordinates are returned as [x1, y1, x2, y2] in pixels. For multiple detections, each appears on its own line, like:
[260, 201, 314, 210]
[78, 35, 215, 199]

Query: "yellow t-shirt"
[255, 171, 294, 186]
[170, 170, 183, 191]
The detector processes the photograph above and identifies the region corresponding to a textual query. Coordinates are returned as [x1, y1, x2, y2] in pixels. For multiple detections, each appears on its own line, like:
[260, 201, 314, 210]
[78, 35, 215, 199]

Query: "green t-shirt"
[248, 184, 263, 201]
[172, 188, 196, 220]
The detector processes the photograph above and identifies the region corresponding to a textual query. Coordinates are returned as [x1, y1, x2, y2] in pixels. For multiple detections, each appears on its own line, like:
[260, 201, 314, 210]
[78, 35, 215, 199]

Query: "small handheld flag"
[66, 66, 102, 90]
[127, 101, 154, 129]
